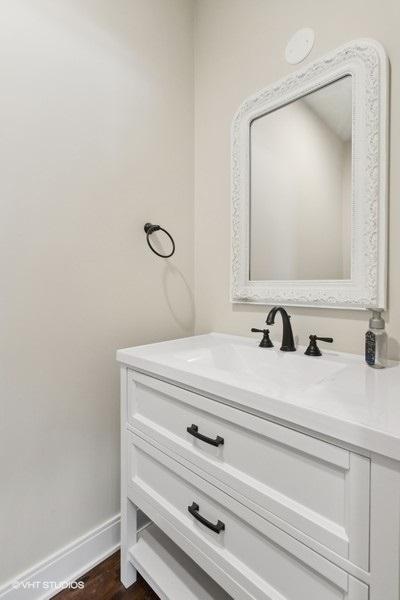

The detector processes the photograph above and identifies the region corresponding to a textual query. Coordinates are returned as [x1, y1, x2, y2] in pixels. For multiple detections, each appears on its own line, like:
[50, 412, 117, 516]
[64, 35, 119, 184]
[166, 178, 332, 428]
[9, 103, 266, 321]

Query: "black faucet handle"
[305, 335, 333, 357]
[251, 328, 274, 348]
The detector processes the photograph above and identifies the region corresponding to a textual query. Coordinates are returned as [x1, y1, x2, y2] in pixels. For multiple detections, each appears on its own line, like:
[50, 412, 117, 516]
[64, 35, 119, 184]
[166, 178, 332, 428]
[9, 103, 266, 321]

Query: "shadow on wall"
[232, 303, 370, 322]
[388, 337, 400, 361]
[149, 231, 195, 334]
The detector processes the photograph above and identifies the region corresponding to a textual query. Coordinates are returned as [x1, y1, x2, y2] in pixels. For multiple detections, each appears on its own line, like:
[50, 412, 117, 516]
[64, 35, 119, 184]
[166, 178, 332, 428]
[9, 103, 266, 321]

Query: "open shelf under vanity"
[129, 523, 231, 600]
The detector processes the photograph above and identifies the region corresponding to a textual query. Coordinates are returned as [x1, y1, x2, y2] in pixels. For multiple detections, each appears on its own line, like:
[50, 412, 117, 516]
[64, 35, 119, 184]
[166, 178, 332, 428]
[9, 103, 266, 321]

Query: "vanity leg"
[121, 496, 138, 588]
[120, 365, 137, 588]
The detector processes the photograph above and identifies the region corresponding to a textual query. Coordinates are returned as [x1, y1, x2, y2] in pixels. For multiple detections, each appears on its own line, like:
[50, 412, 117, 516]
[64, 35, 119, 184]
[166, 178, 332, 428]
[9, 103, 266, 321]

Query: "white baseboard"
[0, 514, 120, 600]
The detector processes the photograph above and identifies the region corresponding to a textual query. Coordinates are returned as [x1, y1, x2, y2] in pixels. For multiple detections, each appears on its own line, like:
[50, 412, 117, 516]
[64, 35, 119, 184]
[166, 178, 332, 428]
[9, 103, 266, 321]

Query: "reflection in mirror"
[250, 76, 352, 281]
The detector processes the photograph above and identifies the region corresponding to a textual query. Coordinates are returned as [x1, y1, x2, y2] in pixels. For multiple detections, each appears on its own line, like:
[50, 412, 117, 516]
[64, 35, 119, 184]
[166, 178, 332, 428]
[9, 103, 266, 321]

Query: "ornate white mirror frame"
[231, 39, 389, 309]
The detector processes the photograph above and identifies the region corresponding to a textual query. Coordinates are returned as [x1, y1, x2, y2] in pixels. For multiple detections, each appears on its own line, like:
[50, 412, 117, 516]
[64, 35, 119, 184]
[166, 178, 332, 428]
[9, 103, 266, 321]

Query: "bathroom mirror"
[250, 76, 352, 282]
[232, 39, 388, 309]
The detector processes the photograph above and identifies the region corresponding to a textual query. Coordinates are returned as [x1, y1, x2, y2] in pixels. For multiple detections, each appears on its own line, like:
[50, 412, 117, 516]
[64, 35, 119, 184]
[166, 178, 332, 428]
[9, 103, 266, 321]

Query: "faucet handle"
[305, 335, 333, 357]
[251, 328, 274, 348]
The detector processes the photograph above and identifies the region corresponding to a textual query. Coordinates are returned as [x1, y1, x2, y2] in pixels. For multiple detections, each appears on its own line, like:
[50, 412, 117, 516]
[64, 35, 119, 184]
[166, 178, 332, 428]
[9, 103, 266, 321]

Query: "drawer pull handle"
[186, 424, 224, 447]
[188, 502, 225, 534]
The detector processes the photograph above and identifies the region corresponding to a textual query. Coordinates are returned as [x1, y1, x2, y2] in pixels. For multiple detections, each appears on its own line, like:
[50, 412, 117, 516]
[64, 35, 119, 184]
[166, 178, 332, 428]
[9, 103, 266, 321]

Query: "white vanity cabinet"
[118, 334, 400, 600]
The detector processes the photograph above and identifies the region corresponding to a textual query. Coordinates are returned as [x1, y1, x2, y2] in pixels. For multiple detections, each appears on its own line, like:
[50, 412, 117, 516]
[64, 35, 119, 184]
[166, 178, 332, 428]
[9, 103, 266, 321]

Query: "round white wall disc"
[285, 28, 315, 64]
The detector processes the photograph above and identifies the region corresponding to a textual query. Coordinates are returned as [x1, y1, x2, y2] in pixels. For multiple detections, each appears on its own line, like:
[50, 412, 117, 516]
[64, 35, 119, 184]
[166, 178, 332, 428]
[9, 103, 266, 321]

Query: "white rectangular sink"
[118, 333, 353, 399]
[157, 337, 347, 396]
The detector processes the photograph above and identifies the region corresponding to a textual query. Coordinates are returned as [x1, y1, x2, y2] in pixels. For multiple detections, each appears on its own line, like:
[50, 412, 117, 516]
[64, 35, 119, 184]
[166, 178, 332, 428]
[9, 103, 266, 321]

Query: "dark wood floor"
[54, 551, 159, 600]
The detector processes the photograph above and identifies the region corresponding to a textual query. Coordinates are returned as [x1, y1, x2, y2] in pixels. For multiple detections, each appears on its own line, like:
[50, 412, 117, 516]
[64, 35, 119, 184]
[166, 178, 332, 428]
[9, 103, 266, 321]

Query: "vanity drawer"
[127, 431, 368, 600]
[127, 371, 370, 569]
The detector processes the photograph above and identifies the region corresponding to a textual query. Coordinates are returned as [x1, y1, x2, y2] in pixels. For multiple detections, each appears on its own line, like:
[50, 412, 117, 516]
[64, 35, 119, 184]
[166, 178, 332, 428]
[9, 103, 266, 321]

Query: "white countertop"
[117, 333, 400, 461]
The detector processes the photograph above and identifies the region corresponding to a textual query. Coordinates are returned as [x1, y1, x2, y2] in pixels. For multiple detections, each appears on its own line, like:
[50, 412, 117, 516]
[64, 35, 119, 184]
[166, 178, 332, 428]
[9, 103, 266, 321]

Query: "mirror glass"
[249, 76, 352, 281]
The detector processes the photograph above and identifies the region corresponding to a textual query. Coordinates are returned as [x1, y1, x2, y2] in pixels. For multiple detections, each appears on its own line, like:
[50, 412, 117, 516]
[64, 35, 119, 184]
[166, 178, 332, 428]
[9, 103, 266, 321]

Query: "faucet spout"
[266, 306, 296, 352]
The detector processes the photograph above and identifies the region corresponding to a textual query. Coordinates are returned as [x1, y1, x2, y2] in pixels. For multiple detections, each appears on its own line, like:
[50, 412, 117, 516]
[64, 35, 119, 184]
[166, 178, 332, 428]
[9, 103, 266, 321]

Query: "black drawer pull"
[186, 424, 224, 447]
[188, 502, 225, 534]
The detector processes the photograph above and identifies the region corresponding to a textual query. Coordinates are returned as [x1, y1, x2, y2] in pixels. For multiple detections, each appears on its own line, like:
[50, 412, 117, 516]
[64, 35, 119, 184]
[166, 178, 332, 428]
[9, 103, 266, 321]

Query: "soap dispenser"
[365, 309, 387, 369]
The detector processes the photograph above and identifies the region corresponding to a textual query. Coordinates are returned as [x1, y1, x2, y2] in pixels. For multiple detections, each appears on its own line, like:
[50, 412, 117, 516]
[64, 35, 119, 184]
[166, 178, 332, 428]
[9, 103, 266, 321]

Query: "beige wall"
[194, 0, 400, 358]
[0, 0, 194, 585]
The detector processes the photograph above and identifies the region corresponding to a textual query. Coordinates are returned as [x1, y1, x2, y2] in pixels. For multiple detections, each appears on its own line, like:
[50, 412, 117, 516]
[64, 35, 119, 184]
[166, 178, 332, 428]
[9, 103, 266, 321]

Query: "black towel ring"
[144, 222, 175, 258]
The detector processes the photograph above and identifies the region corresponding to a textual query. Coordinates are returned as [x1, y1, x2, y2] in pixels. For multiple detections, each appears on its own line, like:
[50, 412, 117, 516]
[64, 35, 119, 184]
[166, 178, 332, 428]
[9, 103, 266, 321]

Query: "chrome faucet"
[266, 306, 296, 352]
